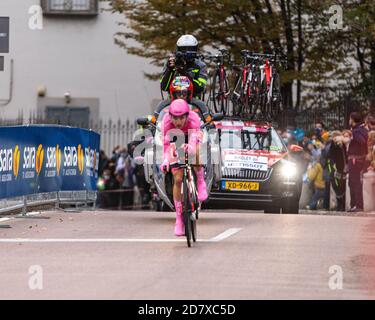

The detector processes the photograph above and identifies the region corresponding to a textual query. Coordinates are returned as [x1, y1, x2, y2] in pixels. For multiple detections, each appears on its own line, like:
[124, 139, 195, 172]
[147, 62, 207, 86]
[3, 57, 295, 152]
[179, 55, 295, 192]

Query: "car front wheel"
[264, 205, 281, 214]
[281, 198, 299, 214]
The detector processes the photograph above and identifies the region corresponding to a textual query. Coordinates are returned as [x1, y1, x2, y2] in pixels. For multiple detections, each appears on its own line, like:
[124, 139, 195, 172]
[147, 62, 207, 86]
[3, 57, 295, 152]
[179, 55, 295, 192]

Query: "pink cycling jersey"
[161, 111, 201, 163]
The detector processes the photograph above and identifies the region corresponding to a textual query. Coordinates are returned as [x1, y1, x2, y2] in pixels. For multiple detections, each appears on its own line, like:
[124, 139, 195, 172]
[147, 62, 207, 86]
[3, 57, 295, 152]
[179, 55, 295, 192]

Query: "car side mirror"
[137, 117, 149, 126]
[289, 144, 303, 153]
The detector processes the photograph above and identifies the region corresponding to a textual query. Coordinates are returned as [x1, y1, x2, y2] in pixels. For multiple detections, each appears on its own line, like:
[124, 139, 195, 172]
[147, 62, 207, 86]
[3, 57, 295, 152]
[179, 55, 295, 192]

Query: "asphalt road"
[1, 208, 375, 299]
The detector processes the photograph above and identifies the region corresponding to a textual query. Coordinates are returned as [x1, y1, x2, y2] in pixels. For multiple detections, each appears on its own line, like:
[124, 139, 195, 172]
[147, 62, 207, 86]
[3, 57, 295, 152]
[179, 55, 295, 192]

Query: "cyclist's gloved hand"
[167, 56, 175, 69]
[160, 159, 170, 173]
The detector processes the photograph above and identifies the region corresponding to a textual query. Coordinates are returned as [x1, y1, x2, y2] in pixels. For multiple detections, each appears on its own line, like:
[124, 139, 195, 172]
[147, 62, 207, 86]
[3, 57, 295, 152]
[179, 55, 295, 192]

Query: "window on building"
[41, 0, 98, 16]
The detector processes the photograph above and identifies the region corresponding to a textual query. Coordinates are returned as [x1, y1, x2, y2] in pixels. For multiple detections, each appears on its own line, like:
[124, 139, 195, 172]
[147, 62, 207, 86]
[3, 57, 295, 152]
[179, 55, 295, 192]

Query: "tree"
[104, 0, 375, 111]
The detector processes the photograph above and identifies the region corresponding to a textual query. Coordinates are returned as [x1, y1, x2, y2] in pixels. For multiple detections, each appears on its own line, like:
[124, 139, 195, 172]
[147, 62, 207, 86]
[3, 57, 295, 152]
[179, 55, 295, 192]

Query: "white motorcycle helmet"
[176, 34, 198, 54]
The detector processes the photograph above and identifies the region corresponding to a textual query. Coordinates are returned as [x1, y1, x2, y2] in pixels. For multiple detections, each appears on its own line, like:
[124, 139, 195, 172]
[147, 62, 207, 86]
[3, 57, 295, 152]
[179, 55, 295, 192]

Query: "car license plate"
[223, 181, 259, 191]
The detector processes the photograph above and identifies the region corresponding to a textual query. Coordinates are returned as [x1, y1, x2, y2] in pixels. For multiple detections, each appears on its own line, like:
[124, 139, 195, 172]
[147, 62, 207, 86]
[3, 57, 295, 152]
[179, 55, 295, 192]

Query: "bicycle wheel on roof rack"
[260, 78, 269, 118]
[259, 81, 267, 117]
[212, 69, 229, 115]
[232, 96, 242, 117]
[271, 73, 282, 118]
[231, 74, 243, 117]
[247, 74, 259, 118]
[248, 89, 257, 118]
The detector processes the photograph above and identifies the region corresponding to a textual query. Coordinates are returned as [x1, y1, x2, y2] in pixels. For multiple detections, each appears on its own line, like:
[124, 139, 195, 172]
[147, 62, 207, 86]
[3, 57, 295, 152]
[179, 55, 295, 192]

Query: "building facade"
[0, 0, 160, 129]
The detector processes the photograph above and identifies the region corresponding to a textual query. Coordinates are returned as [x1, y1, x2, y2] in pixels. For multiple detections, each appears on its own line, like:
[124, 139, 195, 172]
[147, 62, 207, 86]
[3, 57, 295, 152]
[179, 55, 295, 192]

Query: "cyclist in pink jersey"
[160, 99, 208, 236]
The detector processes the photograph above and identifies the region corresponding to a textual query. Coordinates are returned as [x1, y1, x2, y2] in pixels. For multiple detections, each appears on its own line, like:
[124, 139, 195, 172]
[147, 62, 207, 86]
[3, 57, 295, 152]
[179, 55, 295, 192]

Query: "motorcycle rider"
[155, 75, 211, 123]
[160, 98, 208, 236]
[160, 34, 208, 100]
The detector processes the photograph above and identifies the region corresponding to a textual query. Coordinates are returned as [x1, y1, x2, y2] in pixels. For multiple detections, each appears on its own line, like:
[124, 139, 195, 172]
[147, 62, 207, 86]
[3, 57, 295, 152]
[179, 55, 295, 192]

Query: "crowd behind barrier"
[97, 112, 375, 213]
[96, 143, 151, 210]
[279, 112, 375, 212]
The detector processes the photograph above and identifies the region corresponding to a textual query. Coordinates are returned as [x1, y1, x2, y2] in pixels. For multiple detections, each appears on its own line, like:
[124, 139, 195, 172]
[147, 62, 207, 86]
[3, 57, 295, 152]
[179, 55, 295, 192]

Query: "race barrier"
[346, 171, 375, 212]
[0, 125, 100, 208]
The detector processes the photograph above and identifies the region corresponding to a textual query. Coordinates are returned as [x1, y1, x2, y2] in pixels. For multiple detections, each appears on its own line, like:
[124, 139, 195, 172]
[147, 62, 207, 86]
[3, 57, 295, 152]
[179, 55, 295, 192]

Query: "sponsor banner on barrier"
[0, 125, 100, 199]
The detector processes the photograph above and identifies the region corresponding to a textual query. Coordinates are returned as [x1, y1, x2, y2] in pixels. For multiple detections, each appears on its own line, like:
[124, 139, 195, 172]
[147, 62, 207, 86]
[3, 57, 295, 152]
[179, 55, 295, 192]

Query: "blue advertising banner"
[0, 125, 100, 199]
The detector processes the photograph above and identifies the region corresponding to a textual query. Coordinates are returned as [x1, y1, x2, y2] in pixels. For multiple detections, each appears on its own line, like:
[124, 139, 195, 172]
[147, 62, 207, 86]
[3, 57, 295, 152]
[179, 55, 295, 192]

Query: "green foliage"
[103, 0, 375, 109]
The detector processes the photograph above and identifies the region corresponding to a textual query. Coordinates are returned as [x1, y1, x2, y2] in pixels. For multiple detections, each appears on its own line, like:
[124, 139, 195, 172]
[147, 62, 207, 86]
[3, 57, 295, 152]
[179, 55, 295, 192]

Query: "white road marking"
[208, 228, 242, 242]
[0, 228, 242, 243]
[0, 238, 186, 243]
[0, 211, 42, 224]
[26, 212, 41, 216]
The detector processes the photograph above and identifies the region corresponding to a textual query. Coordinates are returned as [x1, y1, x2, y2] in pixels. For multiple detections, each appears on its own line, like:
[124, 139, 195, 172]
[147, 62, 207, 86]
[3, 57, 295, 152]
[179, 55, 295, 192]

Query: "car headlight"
[280, 160, 297, 179]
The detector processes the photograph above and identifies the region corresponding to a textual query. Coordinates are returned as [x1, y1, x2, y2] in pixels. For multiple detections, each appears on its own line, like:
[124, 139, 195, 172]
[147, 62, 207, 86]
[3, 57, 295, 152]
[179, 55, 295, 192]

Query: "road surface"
[0, 208, 375, 299]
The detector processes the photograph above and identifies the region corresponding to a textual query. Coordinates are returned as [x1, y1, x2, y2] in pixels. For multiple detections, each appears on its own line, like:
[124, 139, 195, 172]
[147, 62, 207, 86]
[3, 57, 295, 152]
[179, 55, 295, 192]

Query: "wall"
[0, 0, 160, 122]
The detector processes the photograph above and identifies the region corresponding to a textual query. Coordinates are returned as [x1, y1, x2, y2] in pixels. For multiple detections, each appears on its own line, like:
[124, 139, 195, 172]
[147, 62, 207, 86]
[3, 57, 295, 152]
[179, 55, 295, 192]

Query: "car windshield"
[219, 127, 286, 152]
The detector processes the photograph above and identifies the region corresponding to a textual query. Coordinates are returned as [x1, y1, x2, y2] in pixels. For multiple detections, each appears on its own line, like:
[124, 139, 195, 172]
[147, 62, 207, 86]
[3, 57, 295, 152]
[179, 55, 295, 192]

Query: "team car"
[208, 118, 303, 214]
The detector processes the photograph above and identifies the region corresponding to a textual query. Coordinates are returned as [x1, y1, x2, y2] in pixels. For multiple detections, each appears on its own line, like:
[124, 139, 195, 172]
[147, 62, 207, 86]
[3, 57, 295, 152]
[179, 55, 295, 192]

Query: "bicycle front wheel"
[190, 190, 198, 243]
[191, 210, 197, 243]
[183, 179, 192, 247]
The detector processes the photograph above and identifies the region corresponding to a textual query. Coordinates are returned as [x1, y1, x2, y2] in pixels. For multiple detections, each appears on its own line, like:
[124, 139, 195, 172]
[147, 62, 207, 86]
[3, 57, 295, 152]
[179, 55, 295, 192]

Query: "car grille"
[222, 168, 272, 181]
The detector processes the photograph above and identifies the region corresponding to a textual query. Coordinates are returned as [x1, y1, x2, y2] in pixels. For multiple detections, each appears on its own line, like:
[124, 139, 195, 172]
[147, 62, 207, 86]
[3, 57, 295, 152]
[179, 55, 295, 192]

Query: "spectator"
[321, 131, 330, 144]
[342, 130, 352, 152]
[115, 148, 137, 209]
[111, 145, 122, 163]
[311, 134, 317, 144]
[97, 165, 120, 208]
[98, 150, 108, 177]
[302, 150, 312, 172]
[314, 121, 325, 142]
[366, 131, 375, 171]
[363, 114, 375, 131]
[281, 130, 291, 145]
[320, 132, 332, 210]
[115, 147, 129, 174]
[347, 112, 368, 212]
[115, 168, 126, 209]
[306, 154, 325, 210]
[326, 131, 347, 211]
[301, 135, 311, 150]
[366, 114, 375, 131]
[134, 159, 151, 208]
[306, 140, 321, 162]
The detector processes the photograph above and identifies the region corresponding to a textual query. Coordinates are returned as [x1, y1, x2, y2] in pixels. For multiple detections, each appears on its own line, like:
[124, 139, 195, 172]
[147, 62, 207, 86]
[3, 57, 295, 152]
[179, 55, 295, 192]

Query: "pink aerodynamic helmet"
[169, 99, 190, 117]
